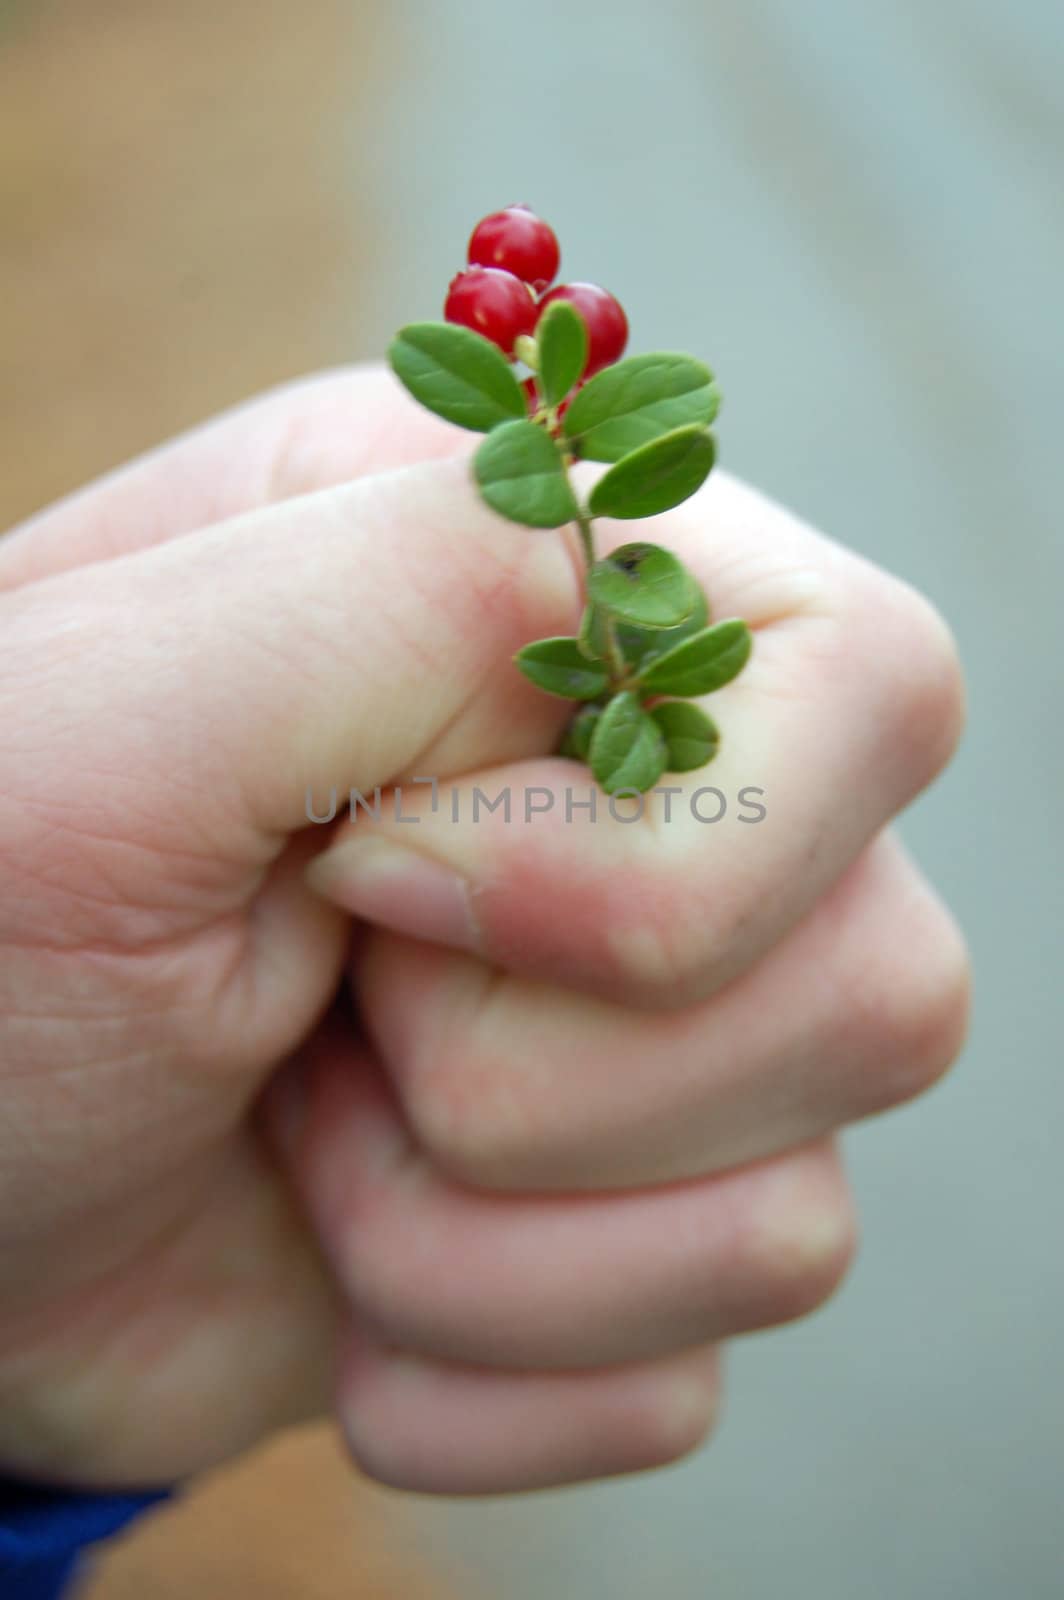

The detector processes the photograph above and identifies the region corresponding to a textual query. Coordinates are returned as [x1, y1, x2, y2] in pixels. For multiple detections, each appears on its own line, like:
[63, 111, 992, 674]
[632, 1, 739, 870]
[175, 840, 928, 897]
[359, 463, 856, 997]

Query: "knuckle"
[314, 1157, 420, 1339]
[852, 898, 972, 1111]
[404, 1043, 531, 1191]
[338, 1389, 414, 1494]
[866, 577, 967, 787]
[342, 1428, 404, 1492]
[332, 1218, 410, 1341]
[905, 920, 972, 1087]
[738, 1156, 859, 1326]
[895, 932, 971, 1100]
[604, 916, 685, 997]
[601, 876, 711, 1006]
[643, 1359, 723, 1469]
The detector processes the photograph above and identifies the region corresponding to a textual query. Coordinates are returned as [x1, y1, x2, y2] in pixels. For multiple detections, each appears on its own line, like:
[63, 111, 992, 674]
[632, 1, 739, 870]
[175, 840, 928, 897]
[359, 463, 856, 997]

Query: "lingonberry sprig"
[388, 204, 753, 795]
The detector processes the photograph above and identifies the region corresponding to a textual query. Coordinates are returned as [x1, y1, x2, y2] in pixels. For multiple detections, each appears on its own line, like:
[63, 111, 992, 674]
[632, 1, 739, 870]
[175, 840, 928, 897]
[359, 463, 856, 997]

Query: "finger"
[0, 449, 583, 1098]
[0, 365, 468, 589]
[306, 474, 966, 1006]
[335, 1324, 721, 1495]
[0, 454, 581, 868]
[272, 1030, 856, 1372]
[351, 830, 970, 1193]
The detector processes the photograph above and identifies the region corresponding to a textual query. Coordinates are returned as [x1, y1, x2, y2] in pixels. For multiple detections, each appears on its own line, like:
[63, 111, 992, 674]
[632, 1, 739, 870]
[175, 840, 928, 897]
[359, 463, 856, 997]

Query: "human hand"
[0, 367, 969, 1494]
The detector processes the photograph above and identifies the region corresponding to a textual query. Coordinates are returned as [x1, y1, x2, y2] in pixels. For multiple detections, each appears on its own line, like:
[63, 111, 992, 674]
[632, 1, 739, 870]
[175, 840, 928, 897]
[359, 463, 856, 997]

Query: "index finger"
[0, 364, 467, 589]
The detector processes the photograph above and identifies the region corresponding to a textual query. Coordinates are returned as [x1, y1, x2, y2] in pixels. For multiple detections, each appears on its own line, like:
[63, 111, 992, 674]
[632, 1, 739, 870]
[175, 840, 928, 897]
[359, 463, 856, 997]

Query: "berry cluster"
[444, 205, 628, 384]
[389, 206, 751, 794]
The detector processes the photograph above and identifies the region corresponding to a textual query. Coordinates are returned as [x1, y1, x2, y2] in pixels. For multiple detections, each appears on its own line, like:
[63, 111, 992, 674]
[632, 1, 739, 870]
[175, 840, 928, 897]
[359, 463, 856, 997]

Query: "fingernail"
[306, 837, 479, 952]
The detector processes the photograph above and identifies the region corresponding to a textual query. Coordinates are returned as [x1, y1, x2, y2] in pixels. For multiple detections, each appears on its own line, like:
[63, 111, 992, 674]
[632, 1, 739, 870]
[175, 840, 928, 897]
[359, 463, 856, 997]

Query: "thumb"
[3, 456, 582, 853]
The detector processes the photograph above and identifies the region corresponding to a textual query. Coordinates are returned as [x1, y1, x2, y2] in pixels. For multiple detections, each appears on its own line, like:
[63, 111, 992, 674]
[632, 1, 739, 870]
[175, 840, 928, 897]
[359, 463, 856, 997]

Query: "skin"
[0, 366, 970, 1496]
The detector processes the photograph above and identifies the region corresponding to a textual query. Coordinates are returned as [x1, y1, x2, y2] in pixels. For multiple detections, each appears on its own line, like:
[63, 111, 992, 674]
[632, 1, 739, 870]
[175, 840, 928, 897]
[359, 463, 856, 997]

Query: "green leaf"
[614, 586, 710, 670]
[640, 619, 753, 697]
[650, 701, 721, 772]
[577, 601, 610, 661]
[589, 691, 667, 795]
[564, 352, 721, 462]
[578, 590, 709, 668]
[588, 425, 716, 520]
[389, 322, 528, 433]
[474, 421, 580, 528]
[537, 301, 588, 409]
[586, 542, 701, 629]
[515, 638, 610, 700]
[558, 703, 603, 761]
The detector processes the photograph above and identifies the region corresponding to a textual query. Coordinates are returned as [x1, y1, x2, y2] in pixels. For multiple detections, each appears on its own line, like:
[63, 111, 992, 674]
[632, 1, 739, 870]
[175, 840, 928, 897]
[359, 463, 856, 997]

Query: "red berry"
[537, 282, 628, 377]
[444, 266, 537, 358]
[468, 204, 560, 292]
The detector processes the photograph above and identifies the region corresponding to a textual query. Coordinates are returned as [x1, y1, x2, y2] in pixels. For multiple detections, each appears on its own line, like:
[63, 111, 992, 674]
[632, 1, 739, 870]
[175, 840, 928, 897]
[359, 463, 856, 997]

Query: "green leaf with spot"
[589, 691, 667, 795]
[586, 542, 701, 629]
[564, 352, 720, 462]
[537, 300, 588, 409]
[389, 322, 528, 432]
[650, 701, 721, 772]
[474, 421, 579, 528]
[515, 637, 611, 700]
[588, 425, 716, 521]
[639, 619, 753, 697]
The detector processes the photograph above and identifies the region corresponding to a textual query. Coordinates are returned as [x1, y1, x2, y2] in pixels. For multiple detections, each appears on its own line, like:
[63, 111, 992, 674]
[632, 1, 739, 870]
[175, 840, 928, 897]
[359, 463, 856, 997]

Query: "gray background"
[3, 1, 1058, 1594]
[365, 3, 1064, 1595]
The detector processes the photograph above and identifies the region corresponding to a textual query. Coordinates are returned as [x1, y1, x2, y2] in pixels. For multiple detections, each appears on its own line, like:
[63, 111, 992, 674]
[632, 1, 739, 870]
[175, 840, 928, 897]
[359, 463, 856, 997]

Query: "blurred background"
[2, 1, 1061, 1595]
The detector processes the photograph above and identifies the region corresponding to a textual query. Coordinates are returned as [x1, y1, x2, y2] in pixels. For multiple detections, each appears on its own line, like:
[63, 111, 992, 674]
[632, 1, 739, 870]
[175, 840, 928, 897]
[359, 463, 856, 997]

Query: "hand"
[0, 367, 969, 1494]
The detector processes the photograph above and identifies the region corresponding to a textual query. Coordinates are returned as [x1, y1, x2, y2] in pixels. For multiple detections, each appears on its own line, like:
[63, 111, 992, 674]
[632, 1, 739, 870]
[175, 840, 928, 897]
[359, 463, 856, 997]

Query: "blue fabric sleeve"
[1, 1478, 170, 1599]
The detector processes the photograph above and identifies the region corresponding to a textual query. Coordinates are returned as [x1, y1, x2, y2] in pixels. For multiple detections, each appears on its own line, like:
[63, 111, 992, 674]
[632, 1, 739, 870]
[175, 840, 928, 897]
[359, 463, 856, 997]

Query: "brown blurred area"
[79, 1427, 466, 1600]
[0, 0, 386, 530]
[1, 3, 465, 1595]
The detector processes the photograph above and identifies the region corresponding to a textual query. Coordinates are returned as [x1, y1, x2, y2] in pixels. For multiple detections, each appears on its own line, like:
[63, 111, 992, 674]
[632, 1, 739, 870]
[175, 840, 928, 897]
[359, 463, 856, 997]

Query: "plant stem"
[574, 504, 595, 571]
[603, 614, 628, 683]
[563, 462, 622, 680]
[569, 495, 627, 683]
